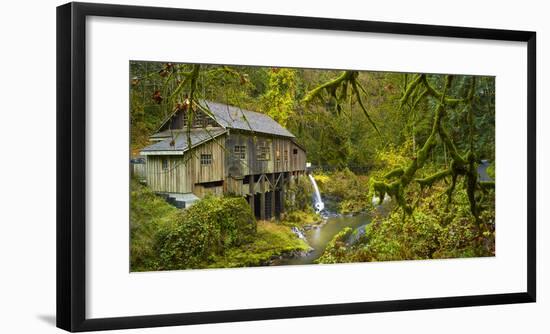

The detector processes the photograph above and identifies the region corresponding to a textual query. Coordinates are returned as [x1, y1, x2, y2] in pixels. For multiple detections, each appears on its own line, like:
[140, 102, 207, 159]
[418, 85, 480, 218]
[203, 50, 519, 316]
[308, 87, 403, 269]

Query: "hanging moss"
[303, 70, 380, 136]
[400, 74, 423, 107]
[370, 76, 453, 215]
[420, 75, 463, 106]
[302, 71, 355, 103]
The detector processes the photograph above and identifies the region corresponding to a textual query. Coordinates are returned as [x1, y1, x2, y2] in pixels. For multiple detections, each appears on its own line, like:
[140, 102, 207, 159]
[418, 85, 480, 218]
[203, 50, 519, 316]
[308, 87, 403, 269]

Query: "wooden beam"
[280, 172, 285, 214]
[270, 173, 276, 219]
[260, 174, 266, 221]
[248, 176, 255, 217]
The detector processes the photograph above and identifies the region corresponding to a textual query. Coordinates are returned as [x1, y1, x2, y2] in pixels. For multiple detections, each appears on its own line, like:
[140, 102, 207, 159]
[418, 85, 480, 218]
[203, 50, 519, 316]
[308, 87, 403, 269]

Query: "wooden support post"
[260, 174, 266, 221]
[270, 173, 276, 219]
[248, 176, 255, 216]
[280, 172, 285, 214]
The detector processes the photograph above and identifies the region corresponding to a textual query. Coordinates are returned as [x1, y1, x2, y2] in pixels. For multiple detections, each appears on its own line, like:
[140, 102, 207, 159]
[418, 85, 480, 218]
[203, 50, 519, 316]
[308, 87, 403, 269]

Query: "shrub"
[130, 179, 178, 271]
[156, 195, 256, 269]
[358, 184, 494, 262]
[285, 175, 314, 212]
[315, 181, 495, 264]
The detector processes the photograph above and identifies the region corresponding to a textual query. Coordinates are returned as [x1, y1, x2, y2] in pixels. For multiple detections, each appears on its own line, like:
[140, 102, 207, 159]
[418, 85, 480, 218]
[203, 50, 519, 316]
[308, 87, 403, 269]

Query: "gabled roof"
[155, 100, 295, 138]
[199, 100, 295, 138]
[140, 128, 226, 154]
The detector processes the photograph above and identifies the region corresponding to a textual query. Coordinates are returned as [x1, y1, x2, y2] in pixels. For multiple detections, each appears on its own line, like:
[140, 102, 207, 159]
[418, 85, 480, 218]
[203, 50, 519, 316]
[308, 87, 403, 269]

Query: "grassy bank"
[130, 180, 309, 271]
[208, 221, 310, 268]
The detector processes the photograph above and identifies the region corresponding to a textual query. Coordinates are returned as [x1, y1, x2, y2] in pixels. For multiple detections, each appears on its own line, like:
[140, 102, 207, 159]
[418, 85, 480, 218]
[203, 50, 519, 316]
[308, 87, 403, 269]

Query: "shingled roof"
[198, 100, 295, 138]
[141, 128, 226, 154]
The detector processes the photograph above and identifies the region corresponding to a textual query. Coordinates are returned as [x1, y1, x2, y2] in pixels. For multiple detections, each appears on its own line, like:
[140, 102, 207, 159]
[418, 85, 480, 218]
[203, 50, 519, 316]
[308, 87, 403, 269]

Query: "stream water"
[271, 174, 375, 266]
[276, 209, 372, 266]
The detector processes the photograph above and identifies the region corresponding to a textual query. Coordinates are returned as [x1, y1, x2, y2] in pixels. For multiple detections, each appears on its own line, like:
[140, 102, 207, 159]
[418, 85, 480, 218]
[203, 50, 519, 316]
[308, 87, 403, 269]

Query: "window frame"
[200, 153, 213, 166]
[234, 145, 247, 160]
[256, 145, 271, 161]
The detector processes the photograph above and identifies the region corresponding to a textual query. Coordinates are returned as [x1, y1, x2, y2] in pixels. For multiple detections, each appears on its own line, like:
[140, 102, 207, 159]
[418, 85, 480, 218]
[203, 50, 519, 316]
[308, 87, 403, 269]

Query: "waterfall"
[291, 226, 306, 240]
[308, 174, 325, 213]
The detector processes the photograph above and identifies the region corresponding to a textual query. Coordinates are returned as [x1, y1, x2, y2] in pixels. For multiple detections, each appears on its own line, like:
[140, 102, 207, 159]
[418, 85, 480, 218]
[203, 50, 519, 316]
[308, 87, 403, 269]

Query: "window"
[234, 145, 246, 160]
[162, 158, 168, 170]
[293, 148, 298, 155]
[275, 149, 283, 169]
[200, 154, 212, 165]
[257, 145, 271, 161]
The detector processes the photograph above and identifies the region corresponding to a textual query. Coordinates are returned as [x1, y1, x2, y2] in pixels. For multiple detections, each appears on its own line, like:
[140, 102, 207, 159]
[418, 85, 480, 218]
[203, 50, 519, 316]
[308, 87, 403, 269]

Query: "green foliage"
[487, 162, 495, 179]
[129, 62, 496, 268]
[130, 179, 311, 271]
[130, 179, 179, 271]
[362, 184, 494, 261]
[316, 227, 354, 264]
[156, 195, 256, 270]
[280, 210, 321, 228]
[260, 68, 297, 127]
[317, 183, 495, 264]
[315, 168, 370, 214]
[208, 221, 310, 268]
[285, 175, 314, 212]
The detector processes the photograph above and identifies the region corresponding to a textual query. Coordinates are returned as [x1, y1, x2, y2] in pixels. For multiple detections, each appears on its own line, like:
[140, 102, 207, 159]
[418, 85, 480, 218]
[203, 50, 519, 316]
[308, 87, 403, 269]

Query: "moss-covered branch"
[415, 169, 452, 188]
[302, 71, 355, 103]
[384, 167, 405, 179]
[350, 78, 381, 136]
[400, 74, 423, 107]
[371, 75, 454, 214]
[303, 70, 380, 135]
[420, 75, 463, 106]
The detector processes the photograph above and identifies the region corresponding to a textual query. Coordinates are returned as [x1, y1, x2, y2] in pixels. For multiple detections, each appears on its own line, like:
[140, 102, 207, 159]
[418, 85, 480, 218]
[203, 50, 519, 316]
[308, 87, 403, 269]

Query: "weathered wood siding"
[159, 108, 218, 131]
[226, 176, 245, 195]
[289, 141, 307, 172]
[146, 131, 305, 197]
[145, 155, 193, 193]
[225, 132, 306, 178]
[273, 138, 306, 172]
[225, 133, 250, 178]
[145, 137, 226, 194]
[191, 138, 225, 184]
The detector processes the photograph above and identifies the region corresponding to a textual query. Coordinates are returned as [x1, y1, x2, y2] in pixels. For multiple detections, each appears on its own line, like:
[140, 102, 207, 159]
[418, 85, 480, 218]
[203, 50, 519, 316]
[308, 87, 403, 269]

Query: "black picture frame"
[56, 2, 536, 332]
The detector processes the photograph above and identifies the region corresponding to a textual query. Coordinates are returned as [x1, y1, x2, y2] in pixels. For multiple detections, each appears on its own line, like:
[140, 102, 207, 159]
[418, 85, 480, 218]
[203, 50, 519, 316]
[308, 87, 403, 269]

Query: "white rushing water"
[291, 226, 306, 239]
[308, 173, 325, 213]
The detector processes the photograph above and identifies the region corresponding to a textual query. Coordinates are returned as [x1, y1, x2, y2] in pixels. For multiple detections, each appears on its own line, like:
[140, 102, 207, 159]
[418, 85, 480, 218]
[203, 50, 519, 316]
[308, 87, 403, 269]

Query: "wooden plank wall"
[145, 132, 305, 197]
[226, 132, 306, 177]
[145, 155, 193, 193]
[191, 138, 225, 184]
[145, 137, 226, 194]
[225, 133, 250, 177]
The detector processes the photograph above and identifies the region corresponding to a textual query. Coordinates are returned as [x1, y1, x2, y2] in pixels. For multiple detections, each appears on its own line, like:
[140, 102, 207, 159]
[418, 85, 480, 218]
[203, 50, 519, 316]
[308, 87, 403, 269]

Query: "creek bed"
[274, 211, 372, 265]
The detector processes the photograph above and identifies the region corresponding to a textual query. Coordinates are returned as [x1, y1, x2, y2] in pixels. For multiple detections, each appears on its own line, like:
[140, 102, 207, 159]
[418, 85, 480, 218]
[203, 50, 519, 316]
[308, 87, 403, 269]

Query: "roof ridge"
[154, 99, 295, 138]
[201, 99, 269, 119]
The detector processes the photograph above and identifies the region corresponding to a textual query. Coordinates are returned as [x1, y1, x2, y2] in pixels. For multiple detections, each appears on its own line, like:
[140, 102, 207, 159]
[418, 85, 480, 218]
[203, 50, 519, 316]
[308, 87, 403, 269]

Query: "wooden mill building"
[139, 100, 307, 220]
